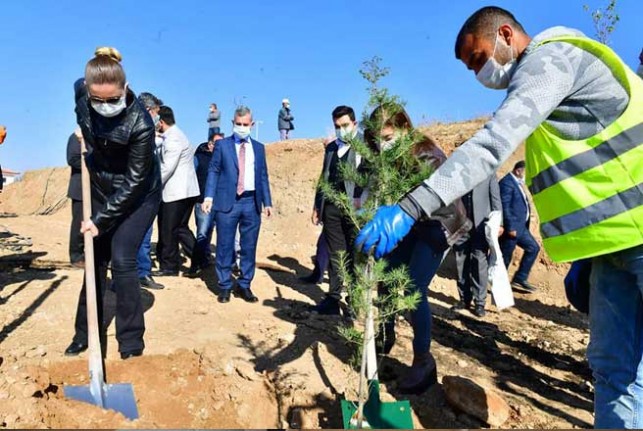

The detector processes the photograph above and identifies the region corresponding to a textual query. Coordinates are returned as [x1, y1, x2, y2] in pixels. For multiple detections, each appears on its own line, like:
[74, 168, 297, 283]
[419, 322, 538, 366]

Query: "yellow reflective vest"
[525, 36, 643, 263]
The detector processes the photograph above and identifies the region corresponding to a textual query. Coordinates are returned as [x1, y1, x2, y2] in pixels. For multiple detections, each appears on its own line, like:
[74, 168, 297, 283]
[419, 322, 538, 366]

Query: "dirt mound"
[0, 168, 69, 216]
[0, 348, 278, 428]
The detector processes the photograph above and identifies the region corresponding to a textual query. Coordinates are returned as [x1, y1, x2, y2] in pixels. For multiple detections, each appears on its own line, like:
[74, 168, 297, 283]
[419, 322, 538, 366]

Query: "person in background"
[202, 106, 273, 304]
[452, 174, 502, 317]
[0, 125, 6, 193]
[66, 132, 84, 268]
[136, 92, 165, 290]
[187, 132, 224, 277]
[278, 98, 294, 140]
[309, 105, 365, 316]
[154, 106, 200, 277]
[638, 48, 643, 79]
[499, 161, 540, 293]
[207, 103, 221, 141]
[65, 47, 162, 360]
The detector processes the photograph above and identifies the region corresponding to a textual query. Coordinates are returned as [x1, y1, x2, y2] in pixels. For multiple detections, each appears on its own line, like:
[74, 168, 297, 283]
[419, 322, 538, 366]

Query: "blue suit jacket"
[499, 173, 530, 233]
[203, 136, 272, 213]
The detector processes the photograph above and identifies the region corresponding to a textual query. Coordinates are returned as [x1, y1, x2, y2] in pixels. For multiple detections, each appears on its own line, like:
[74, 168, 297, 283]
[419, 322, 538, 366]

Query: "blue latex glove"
[355, 204, 415, 259]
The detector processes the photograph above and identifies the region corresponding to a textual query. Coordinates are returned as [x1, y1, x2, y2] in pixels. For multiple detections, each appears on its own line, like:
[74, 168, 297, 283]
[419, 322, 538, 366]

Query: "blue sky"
[0, 0, 641, 172]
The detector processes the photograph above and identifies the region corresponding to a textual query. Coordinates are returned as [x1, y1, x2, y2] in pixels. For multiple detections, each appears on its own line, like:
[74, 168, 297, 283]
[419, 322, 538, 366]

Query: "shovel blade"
[64, 383, 139, 420]
[341, 380, 414, 429]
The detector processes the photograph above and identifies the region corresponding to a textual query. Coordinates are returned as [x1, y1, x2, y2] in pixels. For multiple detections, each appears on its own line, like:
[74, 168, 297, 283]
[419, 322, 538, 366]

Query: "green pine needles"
[318, 56, 436, 355]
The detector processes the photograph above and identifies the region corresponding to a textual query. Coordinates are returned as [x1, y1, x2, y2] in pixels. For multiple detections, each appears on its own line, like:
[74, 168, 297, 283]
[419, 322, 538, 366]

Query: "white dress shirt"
[235, 137, 255, 192]
[511, 173, 530, 221]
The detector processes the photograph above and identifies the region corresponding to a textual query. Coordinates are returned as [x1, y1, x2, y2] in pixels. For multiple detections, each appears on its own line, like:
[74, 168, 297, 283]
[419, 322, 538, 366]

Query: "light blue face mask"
[233, 125, 251, 139]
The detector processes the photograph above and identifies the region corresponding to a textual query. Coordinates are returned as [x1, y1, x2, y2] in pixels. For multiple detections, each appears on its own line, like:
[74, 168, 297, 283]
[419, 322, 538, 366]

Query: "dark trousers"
[500, 225, 540, 283]
[73, 188, 160, 353]
[380, 233, 444, 356]
[191, 202, 216, 270]
[313, 231, 330, 274]
[214, 193, 261, 291]
[321, 203, 356, 301]
[454, 224, 489, 307]
[69, 199, 84, 264]
[158, 197, 196, 272]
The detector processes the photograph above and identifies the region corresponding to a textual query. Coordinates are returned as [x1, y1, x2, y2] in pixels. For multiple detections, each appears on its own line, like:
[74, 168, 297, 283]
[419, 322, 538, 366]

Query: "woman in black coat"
[65, 47, 161, 360]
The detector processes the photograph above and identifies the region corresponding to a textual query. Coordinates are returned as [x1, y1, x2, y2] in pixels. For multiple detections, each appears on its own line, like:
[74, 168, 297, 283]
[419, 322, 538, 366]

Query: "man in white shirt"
[154, 106, 200, 276]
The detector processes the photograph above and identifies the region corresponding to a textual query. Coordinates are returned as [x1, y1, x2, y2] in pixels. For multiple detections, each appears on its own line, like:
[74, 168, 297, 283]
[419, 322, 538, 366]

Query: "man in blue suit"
[499, 161, 539, 293]
[202, 106, 273, 303]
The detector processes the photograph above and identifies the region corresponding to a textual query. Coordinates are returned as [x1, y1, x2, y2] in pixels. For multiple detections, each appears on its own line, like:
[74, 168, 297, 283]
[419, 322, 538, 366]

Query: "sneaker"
[450, 301, 471, 311]
[473, 305, 486, 317]
[310, 297, 340, 315]
[511, 279, 537, 293]
[139, 275, 165, 290]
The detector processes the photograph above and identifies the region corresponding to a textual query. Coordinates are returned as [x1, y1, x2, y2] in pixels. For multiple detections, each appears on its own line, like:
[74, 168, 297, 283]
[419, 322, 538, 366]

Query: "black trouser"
[69, 199, 84, 264]
[454, 223, 489, 307]
[73, 188, 160, 353]
[158, 197, 196, 272]
[321, 202, 356, 301]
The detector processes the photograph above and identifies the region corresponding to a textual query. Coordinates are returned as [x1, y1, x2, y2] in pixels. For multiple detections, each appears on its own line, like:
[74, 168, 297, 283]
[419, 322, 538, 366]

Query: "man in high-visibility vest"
[356, 6, 642, 429]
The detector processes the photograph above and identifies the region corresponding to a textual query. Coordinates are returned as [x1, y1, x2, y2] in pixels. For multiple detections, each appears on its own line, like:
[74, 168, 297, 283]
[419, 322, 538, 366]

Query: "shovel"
[341, 257, 414, 429]
[63, 131, 139, 420]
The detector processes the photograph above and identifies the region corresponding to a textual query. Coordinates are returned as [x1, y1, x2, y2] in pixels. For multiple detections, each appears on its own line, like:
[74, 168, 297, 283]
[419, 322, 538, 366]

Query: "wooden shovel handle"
[78, 130, 106, 386]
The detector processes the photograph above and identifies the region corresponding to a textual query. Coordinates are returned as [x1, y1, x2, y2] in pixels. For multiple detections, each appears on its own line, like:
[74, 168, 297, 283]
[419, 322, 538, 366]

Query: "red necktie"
[237, 141, 246, 195]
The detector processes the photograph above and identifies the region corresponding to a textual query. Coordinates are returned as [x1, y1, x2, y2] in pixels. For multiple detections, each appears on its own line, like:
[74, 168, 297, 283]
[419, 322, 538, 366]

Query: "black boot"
[398, 352, 438, 394]
[299, 265, 322, 284]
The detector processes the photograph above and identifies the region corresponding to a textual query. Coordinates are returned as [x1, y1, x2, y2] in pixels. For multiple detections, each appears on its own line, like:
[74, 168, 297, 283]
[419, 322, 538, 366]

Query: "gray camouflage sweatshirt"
[400, 26, 629, 220]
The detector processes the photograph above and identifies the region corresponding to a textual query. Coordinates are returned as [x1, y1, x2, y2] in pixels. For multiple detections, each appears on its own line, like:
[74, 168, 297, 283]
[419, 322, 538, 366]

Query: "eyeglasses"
[89, 94, 124, 104]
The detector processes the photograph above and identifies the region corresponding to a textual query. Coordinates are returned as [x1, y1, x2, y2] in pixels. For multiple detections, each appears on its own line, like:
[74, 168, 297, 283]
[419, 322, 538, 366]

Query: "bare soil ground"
[0, 120, 593, 429]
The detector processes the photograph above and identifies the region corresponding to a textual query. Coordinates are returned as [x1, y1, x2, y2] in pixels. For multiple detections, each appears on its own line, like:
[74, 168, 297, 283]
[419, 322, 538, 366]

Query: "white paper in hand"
[485, 211, 514, 310]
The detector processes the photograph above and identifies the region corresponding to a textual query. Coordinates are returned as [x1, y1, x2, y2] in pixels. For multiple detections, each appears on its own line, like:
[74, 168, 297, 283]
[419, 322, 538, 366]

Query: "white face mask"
[378, 132, 402, 152]
[336, 125, 356, 142]
[91, 94, 127, 118]
[233, 125, 251, 139]
[476, 32, 517, 90]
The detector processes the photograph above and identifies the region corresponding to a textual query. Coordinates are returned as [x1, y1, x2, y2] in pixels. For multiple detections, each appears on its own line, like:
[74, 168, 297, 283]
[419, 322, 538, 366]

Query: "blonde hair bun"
[94, 47, 122, 63]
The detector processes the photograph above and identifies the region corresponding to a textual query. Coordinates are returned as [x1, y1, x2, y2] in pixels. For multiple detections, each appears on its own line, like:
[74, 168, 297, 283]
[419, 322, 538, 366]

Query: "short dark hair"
[514, 160, 526, 170]
[455, 6, 526, 59]
[138, 92, 163, 110]
[159, 105, 176, 126]
[332, 105, 355, 122]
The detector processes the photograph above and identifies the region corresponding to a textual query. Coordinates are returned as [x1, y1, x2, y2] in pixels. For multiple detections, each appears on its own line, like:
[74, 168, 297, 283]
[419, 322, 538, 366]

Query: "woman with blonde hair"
[65, 47, 161, 360]
[365, 104, 471, 393]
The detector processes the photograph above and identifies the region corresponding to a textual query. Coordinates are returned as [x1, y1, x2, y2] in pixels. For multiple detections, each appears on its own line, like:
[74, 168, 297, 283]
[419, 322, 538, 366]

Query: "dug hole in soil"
[0, 120, 594, 429]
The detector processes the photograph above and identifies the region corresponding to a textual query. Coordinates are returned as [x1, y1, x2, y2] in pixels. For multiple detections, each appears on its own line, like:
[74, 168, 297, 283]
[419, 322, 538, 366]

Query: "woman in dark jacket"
[364, 105, 471, 394]
[64, 47, 161, 360]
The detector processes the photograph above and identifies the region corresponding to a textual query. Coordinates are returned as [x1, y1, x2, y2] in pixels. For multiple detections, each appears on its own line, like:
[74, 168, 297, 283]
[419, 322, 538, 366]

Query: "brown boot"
[398, 352, 437, 394]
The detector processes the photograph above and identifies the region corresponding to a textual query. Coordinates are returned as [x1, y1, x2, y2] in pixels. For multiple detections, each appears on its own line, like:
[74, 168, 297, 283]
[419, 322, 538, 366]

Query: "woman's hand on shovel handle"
[81, 220, 99, 237]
